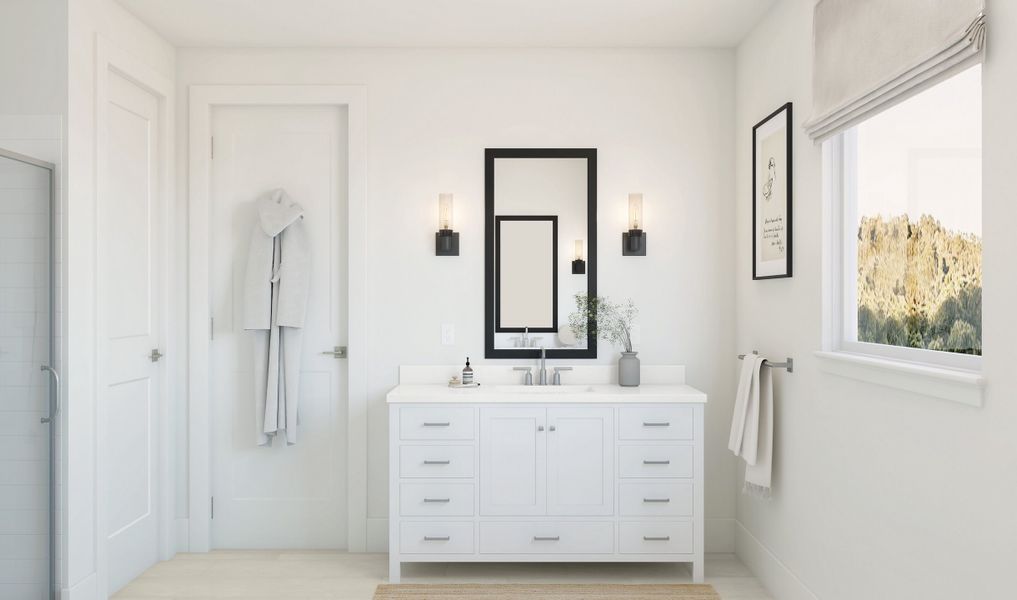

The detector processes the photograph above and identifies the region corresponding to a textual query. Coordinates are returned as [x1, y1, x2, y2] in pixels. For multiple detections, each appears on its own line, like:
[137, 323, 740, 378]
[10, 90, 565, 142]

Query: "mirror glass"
[485, 149, 596, 358]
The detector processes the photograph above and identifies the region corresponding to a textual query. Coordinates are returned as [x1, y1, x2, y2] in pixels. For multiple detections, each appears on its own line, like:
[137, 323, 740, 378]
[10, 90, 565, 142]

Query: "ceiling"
[115, 0, 777, 48]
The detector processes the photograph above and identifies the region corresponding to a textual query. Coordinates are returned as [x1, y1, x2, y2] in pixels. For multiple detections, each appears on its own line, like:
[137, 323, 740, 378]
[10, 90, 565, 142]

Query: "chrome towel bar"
[738, 350, 794, 373]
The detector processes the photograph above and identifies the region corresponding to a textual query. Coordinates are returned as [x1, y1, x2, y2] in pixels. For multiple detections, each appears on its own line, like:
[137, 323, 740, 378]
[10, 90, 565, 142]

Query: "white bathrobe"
[243, 189, 310, 446]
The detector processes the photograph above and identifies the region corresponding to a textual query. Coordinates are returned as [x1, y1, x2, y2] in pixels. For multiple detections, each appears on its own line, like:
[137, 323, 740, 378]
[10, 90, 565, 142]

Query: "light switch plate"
[441, 323, 455, 345]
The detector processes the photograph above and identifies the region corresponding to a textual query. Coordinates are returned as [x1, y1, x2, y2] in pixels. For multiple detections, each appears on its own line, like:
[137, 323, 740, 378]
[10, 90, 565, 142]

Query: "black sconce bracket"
[436, 229, 460, 256]
[622, 229, 646, 256]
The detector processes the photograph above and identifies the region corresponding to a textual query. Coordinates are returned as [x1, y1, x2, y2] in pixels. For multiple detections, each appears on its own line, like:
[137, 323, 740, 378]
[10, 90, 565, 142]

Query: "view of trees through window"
[852, 66, 982, 356]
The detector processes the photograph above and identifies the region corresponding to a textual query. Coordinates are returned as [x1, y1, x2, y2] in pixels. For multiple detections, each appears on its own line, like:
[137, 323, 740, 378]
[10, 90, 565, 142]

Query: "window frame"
[824, 128, 983, 375]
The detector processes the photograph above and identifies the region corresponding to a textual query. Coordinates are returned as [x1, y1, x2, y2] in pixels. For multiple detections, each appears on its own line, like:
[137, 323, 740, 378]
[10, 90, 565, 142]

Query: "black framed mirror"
[485, 148, 597, 359]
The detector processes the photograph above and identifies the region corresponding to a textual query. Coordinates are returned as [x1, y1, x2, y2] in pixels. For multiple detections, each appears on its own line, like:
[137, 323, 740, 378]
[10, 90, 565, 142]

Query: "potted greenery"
[569, 293, 640, 386]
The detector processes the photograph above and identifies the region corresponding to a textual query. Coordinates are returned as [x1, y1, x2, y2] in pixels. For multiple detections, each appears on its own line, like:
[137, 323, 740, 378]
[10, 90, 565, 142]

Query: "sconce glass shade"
[573, 239, 584, 261]
[438, 193, 454, 230]
[628, 193, 643, 230]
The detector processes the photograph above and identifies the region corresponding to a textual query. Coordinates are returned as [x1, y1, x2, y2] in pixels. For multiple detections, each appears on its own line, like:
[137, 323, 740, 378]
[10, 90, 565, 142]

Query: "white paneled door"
[100, 70, 164, 593]
[209, 106, 348, 548]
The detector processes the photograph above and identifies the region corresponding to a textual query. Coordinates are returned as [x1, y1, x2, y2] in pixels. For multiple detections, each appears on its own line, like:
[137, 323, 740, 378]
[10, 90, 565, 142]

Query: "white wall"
[734, 1, 1017, 599]
[174, 47, 739, 551]
[66, 0, 174, 596]
[0, 0, 66, 116]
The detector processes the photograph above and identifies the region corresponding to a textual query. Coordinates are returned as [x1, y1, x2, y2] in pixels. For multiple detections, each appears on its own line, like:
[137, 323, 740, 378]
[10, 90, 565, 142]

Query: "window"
[830, 65, 982, 372]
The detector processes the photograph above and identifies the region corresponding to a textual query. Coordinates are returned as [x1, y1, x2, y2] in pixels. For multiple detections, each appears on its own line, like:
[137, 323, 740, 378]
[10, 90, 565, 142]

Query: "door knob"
[321, 346, 348, 359]
[149, 349, 164, 362]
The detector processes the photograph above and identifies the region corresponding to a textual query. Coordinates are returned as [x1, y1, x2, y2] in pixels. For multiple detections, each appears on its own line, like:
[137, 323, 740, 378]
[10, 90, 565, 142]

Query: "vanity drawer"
[400, 445, 474, 478]
[618, 445, 693, 478]
[400, 482, 474, 516]
[618, 406, 694, 441]
[400, 406, 474, 440]
[619, 482, 693, 517]
[479, 522, 613, 555]
[400, 522, 474, 554]
[619, 521, 694, 554]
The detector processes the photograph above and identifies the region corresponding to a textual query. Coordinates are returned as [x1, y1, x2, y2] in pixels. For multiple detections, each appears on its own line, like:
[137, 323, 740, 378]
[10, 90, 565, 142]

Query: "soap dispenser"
[462, 357, 474, 385]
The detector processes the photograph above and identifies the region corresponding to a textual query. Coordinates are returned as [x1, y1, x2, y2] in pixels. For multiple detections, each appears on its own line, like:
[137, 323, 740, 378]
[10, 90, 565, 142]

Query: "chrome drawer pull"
[643, 536, 671, 541]
[643, 460, 671, 465]
[533, 536, 560, 541]
[643, 498, 671, 503]
[422, 422, 450, 427]
[423, 498, 451, 503]
[642, 421, 670, 427]
[423, 536, 450, 541]
[423, 460, 451, 465]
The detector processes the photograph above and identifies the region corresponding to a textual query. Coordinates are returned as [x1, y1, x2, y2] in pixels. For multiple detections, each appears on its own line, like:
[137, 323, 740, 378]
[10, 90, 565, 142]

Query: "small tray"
[448, 382, 481, 389]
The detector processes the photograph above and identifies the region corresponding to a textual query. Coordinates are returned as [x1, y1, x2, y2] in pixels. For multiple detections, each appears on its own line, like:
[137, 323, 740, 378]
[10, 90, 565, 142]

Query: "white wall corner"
[174, 518, 189, 554]
[366, 517, 388, 553]
[704, 517, 736, 553]
[735, 521, 818, 600]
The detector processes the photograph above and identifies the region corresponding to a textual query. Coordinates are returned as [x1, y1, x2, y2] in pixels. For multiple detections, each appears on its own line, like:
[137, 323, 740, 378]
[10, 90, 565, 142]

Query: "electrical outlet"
[441, 323, 455, 345]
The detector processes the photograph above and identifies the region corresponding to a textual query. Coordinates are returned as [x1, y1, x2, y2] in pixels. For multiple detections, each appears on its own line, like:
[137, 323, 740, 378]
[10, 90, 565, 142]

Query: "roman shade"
[804, 0, 986, 141]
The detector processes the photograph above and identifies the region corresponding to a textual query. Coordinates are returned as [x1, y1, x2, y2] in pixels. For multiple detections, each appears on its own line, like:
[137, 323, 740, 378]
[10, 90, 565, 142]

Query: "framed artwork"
[753, 102, 793, 279]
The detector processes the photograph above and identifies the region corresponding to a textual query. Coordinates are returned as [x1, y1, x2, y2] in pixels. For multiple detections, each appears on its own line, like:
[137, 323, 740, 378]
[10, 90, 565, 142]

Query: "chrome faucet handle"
[552, 366, 573, 385]
[513, 366, 533, 385]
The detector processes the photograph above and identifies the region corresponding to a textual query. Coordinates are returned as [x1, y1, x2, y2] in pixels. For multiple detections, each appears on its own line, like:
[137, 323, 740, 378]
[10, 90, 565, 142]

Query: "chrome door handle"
[533, 536, 560, 541]
[423, 536, 450, 541]
[320, 346, 347, 359]
[643, 536, 671, 541]
[643, 498, 671, 503]
[149, 348, 164, 362]
[423, 460, 450, 465]
[40, 365, 60, 424]
[643, 460, 671, 465]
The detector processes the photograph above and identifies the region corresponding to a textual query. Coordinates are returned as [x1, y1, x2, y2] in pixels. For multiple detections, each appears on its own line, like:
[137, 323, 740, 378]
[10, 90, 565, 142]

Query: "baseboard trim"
[63, 572, 97, 600]
[735, 520, 819, 600]
[365, 517, 735, 554]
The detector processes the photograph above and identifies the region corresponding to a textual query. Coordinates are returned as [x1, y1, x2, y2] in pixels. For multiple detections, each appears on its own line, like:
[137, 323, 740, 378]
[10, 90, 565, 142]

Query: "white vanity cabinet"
[387, 383, 706, 584]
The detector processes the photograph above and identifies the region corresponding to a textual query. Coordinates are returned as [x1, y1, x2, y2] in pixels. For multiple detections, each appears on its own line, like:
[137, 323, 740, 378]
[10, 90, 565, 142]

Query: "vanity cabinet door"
[546, 407, 614, 516]
[480, 407, 546, 516]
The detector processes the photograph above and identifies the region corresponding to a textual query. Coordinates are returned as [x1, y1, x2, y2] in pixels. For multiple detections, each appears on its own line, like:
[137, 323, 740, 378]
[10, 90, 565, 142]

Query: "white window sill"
[814, 351, 984, 407]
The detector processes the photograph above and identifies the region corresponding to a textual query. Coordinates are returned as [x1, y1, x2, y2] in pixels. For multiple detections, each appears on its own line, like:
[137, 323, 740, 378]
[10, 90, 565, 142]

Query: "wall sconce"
[622, 193, 646, 256]
[435, 192, 459, 256]
[571, 239, 586, 274]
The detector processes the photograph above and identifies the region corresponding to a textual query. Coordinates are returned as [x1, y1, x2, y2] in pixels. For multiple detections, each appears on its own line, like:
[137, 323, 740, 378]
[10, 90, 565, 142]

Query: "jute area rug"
[373, 583, 721, 599]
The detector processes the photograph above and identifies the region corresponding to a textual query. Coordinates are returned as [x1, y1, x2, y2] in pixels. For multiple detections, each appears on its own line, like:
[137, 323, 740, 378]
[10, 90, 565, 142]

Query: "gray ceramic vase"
[618, 351, 640, 387]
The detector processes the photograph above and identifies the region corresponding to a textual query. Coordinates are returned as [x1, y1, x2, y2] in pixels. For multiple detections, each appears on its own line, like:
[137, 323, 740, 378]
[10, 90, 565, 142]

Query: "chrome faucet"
[538, 347, 548, 385]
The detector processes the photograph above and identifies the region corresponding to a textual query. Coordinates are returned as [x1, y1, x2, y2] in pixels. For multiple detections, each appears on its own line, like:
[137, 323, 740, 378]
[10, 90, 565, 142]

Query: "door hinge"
[211, 496, 214, 519]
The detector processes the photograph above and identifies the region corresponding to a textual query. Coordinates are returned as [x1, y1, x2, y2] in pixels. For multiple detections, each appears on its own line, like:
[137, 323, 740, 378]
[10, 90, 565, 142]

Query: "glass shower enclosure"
[0, 147, 58, 600]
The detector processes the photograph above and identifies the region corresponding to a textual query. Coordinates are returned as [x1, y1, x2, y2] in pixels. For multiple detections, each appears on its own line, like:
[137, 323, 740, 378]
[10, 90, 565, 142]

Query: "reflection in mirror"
[496, 216, 557, 332]
[485, 149, 596, 358]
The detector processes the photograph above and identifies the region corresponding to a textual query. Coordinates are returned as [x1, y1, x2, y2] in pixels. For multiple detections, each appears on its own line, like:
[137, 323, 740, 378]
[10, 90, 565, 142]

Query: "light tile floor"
[113, 552, 773, 599]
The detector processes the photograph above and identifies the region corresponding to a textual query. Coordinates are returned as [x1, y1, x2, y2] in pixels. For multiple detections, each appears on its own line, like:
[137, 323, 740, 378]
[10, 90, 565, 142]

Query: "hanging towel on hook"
[728, 354, 773, 497]
[243, 189, 310, 446]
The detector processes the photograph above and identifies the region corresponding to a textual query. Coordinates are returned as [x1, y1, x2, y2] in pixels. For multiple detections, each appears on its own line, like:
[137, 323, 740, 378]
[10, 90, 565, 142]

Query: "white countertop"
[386, 383, 708, 404]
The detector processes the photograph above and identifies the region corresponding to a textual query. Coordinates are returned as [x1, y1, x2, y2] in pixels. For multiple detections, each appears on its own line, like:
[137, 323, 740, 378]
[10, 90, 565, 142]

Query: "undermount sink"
[494, 384, 595, 394]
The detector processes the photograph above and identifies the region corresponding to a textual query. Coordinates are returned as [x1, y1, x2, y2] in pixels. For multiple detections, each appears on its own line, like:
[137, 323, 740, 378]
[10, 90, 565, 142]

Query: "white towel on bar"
[728, 354, 773, 497]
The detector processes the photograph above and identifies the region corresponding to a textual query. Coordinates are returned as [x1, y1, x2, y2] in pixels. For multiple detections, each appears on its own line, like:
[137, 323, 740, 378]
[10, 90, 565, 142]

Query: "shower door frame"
[0, 146, 58, 600]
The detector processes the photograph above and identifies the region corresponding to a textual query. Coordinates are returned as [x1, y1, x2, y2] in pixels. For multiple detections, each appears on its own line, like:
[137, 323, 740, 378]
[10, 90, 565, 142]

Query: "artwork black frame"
[485, 148, 597, 359]
[494, 215, 558, 333]
[752, 102, 793, 280]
